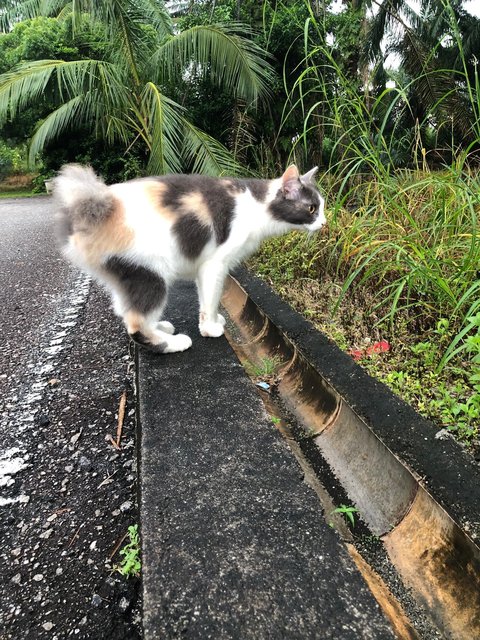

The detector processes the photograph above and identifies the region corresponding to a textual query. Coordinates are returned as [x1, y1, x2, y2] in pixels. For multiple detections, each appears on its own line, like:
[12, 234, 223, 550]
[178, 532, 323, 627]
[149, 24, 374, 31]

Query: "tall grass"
[276, 0, 480, 372]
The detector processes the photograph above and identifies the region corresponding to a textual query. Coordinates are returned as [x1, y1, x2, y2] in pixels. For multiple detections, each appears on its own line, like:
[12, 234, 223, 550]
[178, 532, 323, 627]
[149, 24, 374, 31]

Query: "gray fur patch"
[130, 331, 168, 353]
[71, 196, 115, 226]
[235, 179, 269, 203]
[105, 257, 166, 314]
[172, 214, 212, 259]
[53, 164, 115, 239]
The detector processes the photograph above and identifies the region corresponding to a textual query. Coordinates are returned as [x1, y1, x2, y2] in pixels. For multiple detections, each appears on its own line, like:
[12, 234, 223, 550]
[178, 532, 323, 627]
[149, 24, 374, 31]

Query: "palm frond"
[28, 94, 86, 164]
[141, 81, 185, 175]
[365, 0, 417, 62]
[0, 58, 127, 122]
[0, 57, 135, 164]
[92, 0, 145, 85]
[0, 59, 60, 122]
[181, 119, 249, 177]
[156, 23, 274, 106]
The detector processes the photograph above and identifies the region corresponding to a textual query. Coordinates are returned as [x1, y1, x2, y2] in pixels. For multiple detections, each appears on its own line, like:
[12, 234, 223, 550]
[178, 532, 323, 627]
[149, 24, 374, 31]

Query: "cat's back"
[114, 173, 266, 247]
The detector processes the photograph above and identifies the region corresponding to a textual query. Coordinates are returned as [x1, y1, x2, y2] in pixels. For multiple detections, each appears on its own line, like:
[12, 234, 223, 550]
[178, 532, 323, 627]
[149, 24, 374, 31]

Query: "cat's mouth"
[305, 217, 328, 233]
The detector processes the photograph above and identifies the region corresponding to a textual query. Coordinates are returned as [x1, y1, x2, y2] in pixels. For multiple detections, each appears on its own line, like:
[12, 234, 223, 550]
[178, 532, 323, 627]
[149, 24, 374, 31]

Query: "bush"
[0, 141, 22, 180]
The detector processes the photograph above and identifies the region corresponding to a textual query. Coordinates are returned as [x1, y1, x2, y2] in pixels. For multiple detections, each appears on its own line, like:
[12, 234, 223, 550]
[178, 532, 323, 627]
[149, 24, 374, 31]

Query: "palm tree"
[365, 1, 480, 151]
[0, 0, 274, 175]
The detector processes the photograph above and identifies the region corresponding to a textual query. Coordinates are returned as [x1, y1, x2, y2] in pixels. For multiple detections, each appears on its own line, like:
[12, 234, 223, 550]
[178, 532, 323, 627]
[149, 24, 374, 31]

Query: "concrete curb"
[223, 268, 480, 639]
[231, 268, 480, 535]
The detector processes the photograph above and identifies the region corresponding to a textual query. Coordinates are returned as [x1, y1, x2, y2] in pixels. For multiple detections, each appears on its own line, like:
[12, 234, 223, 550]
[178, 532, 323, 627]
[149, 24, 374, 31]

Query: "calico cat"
[54, 164, 326, 353]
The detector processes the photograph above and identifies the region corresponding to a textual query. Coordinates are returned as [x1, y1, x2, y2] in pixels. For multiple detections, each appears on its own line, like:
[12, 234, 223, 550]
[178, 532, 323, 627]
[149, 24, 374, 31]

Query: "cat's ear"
[282, 164, 300, 183]
[282, 164, 301, 200]
[301, 167, 318, 184]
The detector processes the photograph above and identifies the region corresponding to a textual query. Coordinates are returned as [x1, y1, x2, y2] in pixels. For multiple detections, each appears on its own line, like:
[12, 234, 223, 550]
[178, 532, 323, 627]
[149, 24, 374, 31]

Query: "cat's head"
[269, 165, 326, 232]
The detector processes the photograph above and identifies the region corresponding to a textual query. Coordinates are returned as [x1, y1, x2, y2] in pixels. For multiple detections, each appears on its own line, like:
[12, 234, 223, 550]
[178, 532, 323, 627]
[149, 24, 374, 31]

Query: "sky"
[463, 0, 480, 15]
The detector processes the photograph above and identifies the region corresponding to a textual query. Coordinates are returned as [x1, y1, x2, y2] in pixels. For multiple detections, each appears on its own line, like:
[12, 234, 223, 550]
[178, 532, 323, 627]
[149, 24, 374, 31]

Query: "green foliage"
[250, 232, 327, 285]
[252, 163, 480, 444]
[0, 1, 274, 175]
[0, 17, 89, 144]
[0, 17, 80, 74]
[379, 318, 480, 442]
[0, 140, 22, 179]
[333, 170, 480, 333]
[115, 524, 141, 579]
[245, 355, 283, 379]
[332, 504, 359, 528]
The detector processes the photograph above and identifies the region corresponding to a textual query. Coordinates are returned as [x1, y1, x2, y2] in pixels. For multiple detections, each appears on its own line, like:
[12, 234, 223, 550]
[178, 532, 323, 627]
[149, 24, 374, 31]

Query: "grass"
[249, 0, 480, 448]
[0, 190, 38, 198]
[250, 168, 480, 446]
[245, 355, 283, 379]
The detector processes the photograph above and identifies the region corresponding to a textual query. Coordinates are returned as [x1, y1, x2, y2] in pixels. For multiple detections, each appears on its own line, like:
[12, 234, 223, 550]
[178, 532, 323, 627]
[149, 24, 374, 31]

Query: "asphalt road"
[0, 197, 78, 439]
[0, 197, 140, 639]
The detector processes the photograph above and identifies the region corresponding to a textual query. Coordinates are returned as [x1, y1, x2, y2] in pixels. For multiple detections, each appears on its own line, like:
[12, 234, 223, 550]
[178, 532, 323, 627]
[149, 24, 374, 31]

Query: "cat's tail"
[53, 164, 115, 234]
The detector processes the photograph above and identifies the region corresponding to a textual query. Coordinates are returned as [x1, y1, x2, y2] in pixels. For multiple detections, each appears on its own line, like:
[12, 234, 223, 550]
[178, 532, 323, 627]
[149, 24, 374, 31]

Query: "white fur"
[55, 164, 109, 209]
[162, 333, 192, 353]
[115, 178, 323, 344]
[61, 169, 326, 352]
[306, 193, 326, 231]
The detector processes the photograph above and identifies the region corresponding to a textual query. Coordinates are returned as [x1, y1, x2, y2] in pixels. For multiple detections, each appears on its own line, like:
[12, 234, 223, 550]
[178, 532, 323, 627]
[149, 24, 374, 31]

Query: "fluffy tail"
[54, 164, 115, 235]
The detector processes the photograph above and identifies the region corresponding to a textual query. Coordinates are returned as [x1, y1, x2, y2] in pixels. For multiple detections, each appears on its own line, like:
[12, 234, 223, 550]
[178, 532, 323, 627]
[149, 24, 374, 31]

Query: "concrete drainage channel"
[221, 270, 480, 640]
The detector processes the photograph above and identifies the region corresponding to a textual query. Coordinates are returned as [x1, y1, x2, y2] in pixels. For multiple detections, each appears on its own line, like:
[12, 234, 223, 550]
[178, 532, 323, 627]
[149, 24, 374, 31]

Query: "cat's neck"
[231, 178, 291, 258]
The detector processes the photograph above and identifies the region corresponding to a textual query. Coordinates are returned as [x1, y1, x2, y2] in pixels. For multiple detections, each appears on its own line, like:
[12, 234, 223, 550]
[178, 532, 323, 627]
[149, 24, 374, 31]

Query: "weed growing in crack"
[115, 524, 141, 578]
[245, 356, 283, 379]
[331, 504, 359, 529]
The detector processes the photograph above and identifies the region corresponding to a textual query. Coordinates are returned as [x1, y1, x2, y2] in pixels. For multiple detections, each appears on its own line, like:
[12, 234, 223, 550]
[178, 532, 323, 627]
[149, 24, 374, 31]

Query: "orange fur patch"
[71, 197, 134, 266]
[144, 181, 178, 222]
[179, 192, 211, 225]
[124, 310, 145, 335]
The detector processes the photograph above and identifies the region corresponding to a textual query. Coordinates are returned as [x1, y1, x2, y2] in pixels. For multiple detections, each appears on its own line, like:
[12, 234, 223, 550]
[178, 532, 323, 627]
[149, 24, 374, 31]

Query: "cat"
[53, 164, 326, 354]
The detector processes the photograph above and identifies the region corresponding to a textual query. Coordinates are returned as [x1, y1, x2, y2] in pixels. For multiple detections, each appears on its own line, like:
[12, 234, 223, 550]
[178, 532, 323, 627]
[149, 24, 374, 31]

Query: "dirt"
[0, 283, 141, 640]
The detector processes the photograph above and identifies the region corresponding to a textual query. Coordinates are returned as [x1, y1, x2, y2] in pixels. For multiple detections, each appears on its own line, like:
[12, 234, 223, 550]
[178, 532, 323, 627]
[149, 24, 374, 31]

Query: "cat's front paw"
[199, 320, 225, 338]
[157, 320, 175, 335]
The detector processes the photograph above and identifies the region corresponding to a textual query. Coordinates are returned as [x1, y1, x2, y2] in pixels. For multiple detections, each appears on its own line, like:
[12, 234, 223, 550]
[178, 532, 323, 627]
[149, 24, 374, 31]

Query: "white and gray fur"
[54, 164, 326, 353]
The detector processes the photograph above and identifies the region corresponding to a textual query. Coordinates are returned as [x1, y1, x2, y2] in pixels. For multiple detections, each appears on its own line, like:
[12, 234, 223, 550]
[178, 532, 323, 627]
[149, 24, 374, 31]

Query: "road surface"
[0, 196, 140, 639]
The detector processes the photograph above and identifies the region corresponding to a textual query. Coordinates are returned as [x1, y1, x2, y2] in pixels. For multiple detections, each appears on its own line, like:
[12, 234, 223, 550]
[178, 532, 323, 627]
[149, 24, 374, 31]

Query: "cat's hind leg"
[104, 257, 191, 353]
[126, 311, 192, 353]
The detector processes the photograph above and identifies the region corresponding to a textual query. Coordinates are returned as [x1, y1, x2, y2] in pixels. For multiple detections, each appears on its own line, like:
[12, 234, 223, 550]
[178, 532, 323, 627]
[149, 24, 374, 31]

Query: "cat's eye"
[309, 205, 316, 215]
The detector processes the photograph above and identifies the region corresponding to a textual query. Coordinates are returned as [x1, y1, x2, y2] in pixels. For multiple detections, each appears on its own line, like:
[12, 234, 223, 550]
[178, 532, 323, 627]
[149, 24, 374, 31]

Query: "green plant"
[245, 355, 283, 379]
[115, 524, 141, 578]
[0, 141, 22, 180]
[332, 504, 359, 528]
[248, 0, 480, 450]
[0, 1, 274, 175]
